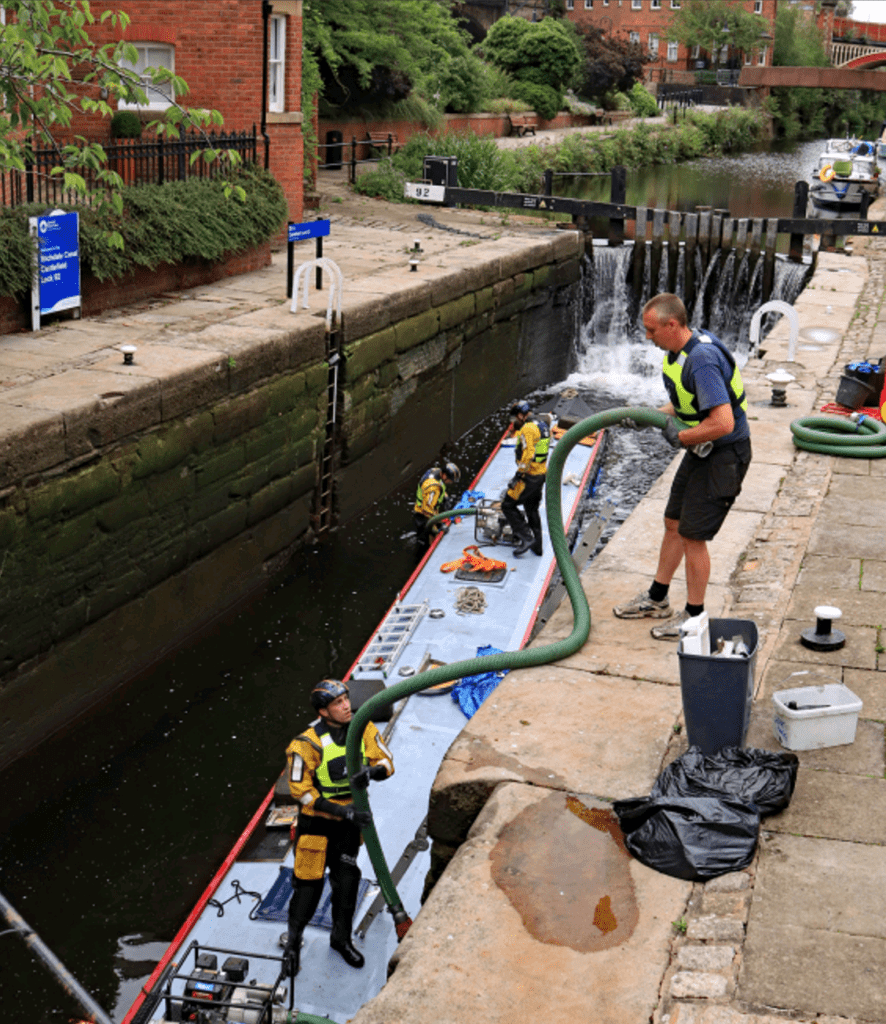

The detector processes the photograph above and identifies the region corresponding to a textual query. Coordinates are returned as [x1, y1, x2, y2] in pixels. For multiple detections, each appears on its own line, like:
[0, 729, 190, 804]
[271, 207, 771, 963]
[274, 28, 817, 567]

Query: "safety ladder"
[292, 258, 344, 538]
[352, 602, 429, 678]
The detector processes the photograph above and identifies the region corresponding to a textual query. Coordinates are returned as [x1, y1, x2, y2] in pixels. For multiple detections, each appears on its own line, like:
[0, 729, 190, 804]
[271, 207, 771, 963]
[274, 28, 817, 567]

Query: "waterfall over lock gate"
[571, 241, 811, 399]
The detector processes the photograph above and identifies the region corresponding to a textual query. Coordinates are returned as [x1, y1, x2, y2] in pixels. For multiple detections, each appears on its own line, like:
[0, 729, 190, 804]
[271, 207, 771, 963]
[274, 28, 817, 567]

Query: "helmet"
[442, 461, 460, 483]
[510, 400, 531, 418]
[310, 678, 349, 711]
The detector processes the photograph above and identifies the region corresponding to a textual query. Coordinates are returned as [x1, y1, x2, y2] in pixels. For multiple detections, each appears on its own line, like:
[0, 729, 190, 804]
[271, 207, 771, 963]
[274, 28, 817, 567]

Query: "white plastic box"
[772, 683, 863, 751]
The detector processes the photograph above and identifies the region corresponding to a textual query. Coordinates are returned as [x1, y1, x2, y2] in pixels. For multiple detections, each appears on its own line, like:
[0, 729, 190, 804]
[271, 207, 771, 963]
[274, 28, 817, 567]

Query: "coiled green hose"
[790, 414, 886, 458]
[345, 406, 674, 932]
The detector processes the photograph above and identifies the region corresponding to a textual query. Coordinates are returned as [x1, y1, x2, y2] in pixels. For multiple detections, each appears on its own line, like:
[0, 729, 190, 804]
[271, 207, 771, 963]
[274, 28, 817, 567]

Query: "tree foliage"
[574, 25, 650, 99]
[479, 16, 584, 93]
[666, 0, 769, 67]
[0, 0, 239, 245]
[303, 0, 473, 110]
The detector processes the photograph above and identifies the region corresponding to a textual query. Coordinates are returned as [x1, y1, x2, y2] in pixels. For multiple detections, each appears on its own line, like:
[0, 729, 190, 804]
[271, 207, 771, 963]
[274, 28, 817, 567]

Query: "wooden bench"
[364, 132, 400, 155]
[508, 114, 537, 137]
[599, 110, 633, 126]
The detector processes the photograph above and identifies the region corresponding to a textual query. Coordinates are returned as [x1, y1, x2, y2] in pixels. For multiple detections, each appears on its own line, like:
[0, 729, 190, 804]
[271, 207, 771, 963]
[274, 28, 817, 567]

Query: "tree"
[479, 16, 584, 93]
[834, 1, 855, 19]
[666, 0, 770, 69]
[0, 1, 236, 247]
[303, 0, 473, 110]
[574, 26, 650, 99]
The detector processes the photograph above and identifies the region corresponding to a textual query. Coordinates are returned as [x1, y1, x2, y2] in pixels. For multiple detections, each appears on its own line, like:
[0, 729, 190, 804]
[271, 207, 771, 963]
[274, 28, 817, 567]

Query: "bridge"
[739, 64, 886, 91]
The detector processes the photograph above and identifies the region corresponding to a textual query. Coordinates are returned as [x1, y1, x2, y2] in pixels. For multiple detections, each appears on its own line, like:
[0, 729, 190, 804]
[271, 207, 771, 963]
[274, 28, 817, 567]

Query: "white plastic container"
[772, 683, 863, 751]
[678, 611, 710, 656]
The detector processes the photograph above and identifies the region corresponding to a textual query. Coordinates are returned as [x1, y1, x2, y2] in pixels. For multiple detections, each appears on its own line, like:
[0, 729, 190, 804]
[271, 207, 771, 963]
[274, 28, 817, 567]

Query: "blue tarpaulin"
[451, 644, 509, 718]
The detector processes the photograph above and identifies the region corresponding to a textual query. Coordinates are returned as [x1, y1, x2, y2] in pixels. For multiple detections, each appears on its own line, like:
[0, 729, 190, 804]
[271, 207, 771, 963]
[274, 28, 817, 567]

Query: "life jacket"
[515, 417, 550, 467]
[312, 721, 368, 802]
[413, 469, 446, 516]
[662, 331, 747, 426]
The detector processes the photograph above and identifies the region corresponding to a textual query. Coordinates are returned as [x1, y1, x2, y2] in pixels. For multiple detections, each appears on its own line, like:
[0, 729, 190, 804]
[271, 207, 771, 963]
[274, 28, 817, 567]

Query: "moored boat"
[809, 137, 880, 212]
[121, 397, 608, 1024]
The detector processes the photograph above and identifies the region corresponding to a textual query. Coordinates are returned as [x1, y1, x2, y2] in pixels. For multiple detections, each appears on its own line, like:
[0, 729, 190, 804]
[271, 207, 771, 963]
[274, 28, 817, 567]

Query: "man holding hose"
[614, 293, 752, 640]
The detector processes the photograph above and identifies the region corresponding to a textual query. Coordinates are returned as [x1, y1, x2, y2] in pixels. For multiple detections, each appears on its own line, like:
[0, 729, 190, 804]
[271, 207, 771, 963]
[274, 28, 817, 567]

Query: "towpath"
[0, 140, 884, 1024]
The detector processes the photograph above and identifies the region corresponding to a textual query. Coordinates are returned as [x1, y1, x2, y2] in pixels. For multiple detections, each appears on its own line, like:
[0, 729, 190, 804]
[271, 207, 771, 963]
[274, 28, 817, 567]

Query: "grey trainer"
[613, 590, 671, 619]
[650, 608, 691, 641]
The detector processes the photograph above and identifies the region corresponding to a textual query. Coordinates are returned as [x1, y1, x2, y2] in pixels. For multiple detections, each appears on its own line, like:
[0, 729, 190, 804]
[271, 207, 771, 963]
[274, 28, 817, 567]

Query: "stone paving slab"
[767, 620, 878, 670]
[740, 834, 886, 1021]
[353, 783, 691, 1024]
[764, 769, 886, 844]
[785, 582, 885, 629]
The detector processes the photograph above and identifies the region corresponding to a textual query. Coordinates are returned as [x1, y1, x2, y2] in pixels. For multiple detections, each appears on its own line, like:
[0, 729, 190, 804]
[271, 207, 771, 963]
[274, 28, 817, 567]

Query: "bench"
[599, 110, 633, 126]
[508, 114, 537, 137]
[364, 132, 400, 155]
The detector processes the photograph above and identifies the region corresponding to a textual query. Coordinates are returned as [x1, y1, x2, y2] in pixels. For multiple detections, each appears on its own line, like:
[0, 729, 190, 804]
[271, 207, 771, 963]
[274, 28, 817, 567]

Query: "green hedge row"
[0, 165, 288, 298]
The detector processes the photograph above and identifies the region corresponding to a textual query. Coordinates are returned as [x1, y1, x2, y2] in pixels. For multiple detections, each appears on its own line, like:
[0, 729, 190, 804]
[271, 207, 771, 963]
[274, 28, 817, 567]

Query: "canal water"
[0, 137, 827, 1023]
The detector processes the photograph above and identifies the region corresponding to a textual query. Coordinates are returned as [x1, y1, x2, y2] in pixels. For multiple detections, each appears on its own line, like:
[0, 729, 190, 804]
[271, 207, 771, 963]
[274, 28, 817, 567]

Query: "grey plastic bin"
[678, 618, 758, 754]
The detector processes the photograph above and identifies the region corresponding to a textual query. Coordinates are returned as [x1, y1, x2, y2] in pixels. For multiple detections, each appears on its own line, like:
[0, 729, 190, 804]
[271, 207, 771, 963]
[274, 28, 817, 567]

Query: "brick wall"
[57, 1, 305, 222]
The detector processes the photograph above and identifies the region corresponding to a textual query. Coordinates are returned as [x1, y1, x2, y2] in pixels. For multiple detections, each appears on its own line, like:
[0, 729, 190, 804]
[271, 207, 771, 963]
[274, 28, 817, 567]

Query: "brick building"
[562, 0, 777, 86]
[59, 0, 305, 222]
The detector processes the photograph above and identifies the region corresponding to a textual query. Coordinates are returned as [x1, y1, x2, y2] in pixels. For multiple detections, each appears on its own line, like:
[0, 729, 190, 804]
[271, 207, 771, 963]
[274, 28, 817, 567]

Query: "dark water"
[0, 138, 822, 1023]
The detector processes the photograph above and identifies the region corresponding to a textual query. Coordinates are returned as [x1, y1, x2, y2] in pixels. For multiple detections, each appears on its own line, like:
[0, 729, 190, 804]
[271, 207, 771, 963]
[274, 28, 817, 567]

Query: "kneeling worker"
[502, 401, 550, 556]
[283, 679, 394, 976]
[412, 461, 460, 551]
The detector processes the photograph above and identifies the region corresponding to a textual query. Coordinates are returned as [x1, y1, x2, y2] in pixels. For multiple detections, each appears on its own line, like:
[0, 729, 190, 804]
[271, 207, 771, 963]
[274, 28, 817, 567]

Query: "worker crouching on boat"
[283, 679, 394, 976]
[502, 400, 550, 557]
[412, 461, 460, 553]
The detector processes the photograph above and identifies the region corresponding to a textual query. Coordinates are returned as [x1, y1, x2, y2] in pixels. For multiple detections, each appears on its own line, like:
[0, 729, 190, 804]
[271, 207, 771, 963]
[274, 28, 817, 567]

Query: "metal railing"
[317, 134, 399, 184]
[0, 126, 261, 209]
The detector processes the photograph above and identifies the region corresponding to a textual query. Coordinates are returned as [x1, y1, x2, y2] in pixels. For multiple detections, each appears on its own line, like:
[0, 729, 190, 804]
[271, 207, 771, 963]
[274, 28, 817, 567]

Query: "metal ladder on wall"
[292, 258, 344, 539]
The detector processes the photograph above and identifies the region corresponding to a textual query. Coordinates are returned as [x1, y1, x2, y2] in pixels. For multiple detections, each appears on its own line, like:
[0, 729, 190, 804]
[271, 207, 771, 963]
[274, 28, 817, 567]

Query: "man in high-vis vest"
[412, 461, 460, 552]
[283, 679, 394, 976]
[502, 401, 550, 556]
[613, 293, 752, 640]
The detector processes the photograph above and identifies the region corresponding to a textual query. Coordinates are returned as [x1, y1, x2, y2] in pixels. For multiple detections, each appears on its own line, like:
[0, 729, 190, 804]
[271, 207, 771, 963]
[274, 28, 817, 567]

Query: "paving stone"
[671, 972, 730, 998]
[676, 945, 736, 971]
[686, 917, 745, 942]
[704, 873, 750, 893]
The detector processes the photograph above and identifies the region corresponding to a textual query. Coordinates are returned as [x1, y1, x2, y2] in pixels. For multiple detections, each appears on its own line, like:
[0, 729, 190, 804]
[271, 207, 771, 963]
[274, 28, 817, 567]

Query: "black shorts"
[664, 439, 752, 542]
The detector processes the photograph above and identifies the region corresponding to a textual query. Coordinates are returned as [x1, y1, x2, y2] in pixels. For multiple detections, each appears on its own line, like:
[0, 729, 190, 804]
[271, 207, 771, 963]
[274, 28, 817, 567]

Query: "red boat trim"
[120, 784, 276, 1024]
[344, 424, 512, 682]
[518, 430, 604, 650]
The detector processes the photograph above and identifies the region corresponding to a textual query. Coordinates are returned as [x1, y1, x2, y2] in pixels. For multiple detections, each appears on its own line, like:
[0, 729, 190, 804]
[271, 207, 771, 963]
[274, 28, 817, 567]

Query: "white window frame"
[758, 46, 768, 65]
[754, 0, 762, 12]
[268, 14, 286, 113]
[651, 0, 661, 9]
[584, 0, 594, 8]
[117, 43, 175, 110]
[667, 40, 679, 61]
[629, 30, 640, 44]
[744, 50, 753, 65]
[649, 33, 660, 57]
[632, 0, 642, 8]
[566, 0, 574, 9]
[691, 44, 700, 59]
[671, 0, 681, 7]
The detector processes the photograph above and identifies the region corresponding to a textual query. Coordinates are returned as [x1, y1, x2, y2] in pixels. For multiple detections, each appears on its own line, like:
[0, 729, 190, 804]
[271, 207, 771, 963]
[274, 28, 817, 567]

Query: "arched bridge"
[739, 65, 886, 91]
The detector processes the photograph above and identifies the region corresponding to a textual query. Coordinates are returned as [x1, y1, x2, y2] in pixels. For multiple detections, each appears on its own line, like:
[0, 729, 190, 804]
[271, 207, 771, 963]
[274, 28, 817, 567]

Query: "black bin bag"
[613, 746, 799, 882]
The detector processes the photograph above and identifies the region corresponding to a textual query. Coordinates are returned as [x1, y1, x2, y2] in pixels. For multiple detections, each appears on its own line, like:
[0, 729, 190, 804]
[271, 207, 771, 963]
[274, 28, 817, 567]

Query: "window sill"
[267, 111, 303, 125]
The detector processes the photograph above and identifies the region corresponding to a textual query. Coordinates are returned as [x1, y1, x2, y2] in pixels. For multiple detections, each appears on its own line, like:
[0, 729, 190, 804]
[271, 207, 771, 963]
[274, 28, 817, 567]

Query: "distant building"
[561, 0, 778, 87]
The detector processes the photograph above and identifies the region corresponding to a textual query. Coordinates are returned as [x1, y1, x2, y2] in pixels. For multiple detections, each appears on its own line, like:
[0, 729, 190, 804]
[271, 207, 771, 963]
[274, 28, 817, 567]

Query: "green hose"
[791, 414, 886, 458]
[346, 406, 674, 931]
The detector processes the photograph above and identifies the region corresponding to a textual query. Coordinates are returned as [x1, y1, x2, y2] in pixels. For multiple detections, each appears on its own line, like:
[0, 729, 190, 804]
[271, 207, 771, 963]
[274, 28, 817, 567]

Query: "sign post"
[287, 219, 331, 298]
[29, 209, 81, 331]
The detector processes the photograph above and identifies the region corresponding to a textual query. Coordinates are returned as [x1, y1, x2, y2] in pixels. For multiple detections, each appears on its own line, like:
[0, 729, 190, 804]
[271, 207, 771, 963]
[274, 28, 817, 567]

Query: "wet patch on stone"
[489, 791, 639, 952]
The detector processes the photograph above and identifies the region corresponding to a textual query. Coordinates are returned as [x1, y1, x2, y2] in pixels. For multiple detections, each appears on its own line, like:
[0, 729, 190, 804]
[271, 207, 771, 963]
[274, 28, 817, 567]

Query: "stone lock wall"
[0, 231, 584, 769]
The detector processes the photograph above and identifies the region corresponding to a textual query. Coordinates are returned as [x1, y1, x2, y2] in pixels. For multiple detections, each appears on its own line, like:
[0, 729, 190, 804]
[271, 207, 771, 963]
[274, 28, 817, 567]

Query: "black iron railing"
[0, 126, 260, 209]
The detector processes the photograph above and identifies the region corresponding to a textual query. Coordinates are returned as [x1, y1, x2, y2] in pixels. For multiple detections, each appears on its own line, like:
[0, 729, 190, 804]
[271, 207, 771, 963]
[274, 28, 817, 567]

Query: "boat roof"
[124, 414, 605, 1024]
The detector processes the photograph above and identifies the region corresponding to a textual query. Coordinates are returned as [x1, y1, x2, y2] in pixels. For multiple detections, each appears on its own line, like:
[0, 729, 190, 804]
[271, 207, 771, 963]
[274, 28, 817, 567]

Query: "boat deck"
[126, 424, 604, 1024]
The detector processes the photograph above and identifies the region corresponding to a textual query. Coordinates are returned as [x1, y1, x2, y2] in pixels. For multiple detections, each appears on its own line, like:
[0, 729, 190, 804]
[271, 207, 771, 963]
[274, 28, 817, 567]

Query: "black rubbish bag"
[613, 795, 760, 882]
[612, 746, 800, 882]
[651, 746, 799, 817]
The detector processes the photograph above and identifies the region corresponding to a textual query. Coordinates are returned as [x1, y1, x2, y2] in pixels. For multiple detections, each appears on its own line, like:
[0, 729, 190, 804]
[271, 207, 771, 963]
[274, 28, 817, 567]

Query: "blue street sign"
[29, 209, 81, 329]
[288, 219, 330, 242]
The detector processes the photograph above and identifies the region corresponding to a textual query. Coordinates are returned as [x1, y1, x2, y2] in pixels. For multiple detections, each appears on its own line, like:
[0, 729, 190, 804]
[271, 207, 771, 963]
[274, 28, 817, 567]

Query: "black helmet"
[510, 400, 531, 418]
[442, 461, 460, 483]
[310, 678, 349, 711]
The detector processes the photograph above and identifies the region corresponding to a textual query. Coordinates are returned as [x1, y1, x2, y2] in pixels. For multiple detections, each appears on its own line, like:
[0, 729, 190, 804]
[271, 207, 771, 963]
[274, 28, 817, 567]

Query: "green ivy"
[0, 166, 287, 296]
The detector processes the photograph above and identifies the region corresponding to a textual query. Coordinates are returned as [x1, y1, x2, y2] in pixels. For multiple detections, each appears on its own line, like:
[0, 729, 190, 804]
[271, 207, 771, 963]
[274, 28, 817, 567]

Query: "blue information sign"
[29, 209, 81, 330]
[288, 219, 330, 243]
